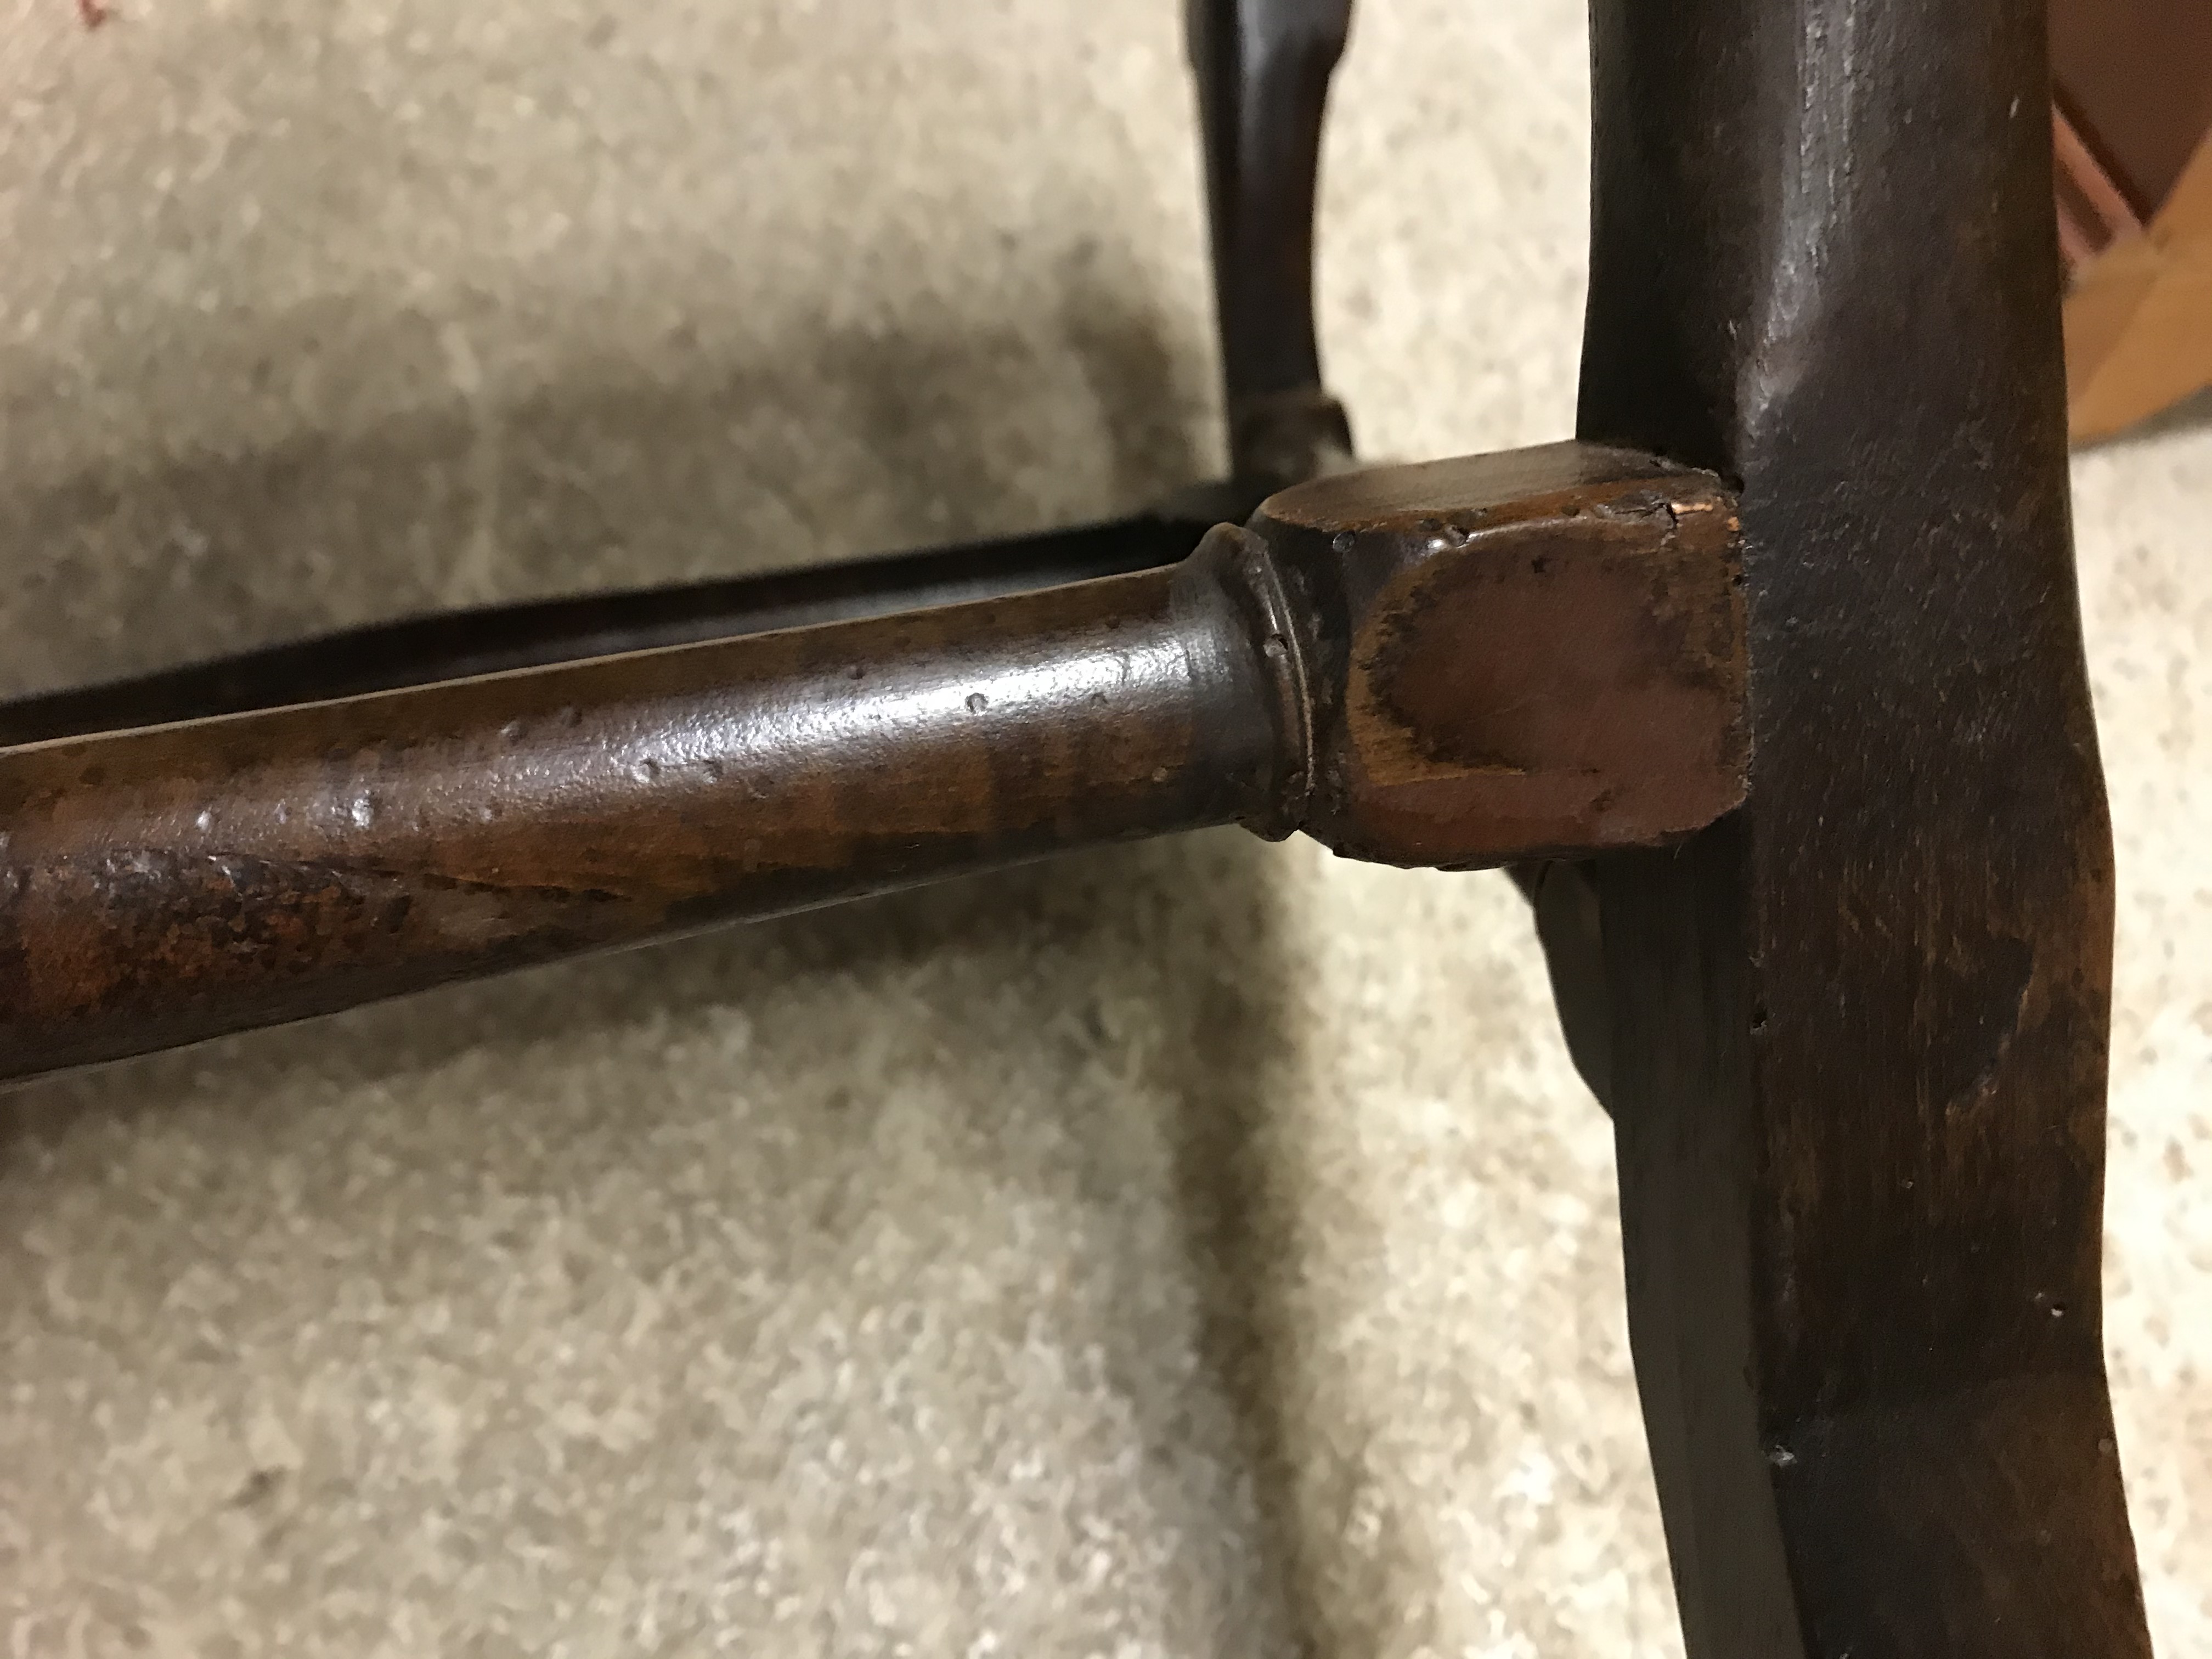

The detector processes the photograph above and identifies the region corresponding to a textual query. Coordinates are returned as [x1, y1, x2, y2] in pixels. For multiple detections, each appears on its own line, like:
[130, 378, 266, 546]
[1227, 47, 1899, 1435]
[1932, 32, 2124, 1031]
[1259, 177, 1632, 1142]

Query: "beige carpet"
[1, 2, 2205, 1653]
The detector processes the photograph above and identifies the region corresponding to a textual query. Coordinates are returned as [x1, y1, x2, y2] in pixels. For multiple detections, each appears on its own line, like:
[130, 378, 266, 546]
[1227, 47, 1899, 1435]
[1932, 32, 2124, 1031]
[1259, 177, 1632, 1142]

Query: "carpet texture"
[0, 2, 2205, 1654]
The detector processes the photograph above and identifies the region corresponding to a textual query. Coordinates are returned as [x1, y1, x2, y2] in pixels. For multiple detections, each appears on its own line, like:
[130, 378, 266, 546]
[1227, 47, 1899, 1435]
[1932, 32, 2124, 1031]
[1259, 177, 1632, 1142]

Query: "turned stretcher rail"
[0, 443, 1746, 1086]
[0, 511, 1221, 747]
[0, 544, 1286, 1084]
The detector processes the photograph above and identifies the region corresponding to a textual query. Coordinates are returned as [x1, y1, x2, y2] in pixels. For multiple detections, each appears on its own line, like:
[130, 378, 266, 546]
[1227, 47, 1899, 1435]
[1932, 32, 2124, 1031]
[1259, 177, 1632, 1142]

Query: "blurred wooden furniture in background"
[2053, 0, 2212, 441]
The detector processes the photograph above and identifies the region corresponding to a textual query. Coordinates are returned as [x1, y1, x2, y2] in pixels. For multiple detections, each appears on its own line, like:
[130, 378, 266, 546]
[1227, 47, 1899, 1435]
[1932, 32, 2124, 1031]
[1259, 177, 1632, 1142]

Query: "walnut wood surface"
[0, 560, 1282, 1083]
[1187, 0, 1353, 490]
[1255, 442, 1746, 868]
[0, 514, 1217, 747]
[0, 446, 1745, 1088]
[1558, 0, 2155, 1651]
[3, 3, 2149, 1641]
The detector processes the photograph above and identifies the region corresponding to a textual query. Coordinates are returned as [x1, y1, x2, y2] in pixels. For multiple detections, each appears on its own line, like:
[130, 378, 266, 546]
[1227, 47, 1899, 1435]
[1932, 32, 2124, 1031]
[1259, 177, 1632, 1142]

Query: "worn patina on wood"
[1255, 443, 1745, 869]
[0, 0, 2156, 1645]
[1536, 0, 2158, 1651]
[0, 445, 1744, 1086]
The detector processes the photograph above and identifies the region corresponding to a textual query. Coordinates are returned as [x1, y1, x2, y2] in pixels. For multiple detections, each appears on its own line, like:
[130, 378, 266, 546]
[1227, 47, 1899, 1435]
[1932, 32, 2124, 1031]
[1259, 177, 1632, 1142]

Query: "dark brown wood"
[0, 557, 1285, 1084]
[1255, 443, 1746, 868]
[1555, 0, 2154, 1652]
[1188, 0, 1355, 492]
[0, 445, 1743, 1088]
[0, 512, 1217, 746]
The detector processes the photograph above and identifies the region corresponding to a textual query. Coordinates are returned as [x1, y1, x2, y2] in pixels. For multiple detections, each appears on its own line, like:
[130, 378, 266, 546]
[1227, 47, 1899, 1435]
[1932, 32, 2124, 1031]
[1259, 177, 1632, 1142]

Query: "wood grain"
[0, 515, 1216, 748]
[1255, 443, 1746, 868]
[0, 558, 1283, 1083]
[1559, 0, 2155, 1650]
[0, 447, 1745, 1089]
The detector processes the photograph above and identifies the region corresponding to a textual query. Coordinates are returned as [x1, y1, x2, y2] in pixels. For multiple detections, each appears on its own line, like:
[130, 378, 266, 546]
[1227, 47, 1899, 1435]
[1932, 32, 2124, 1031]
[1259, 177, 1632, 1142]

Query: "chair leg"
[1186, 0, 1354, 492]
[1564, 0, 2157, 1651]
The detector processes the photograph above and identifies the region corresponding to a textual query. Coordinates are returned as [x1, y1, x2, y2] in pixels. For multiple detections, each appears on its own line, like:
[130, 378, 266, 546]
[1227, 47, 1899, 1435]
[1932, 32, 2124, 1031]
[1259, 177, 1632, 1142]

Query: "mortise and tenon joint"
[0, 441, 1742, 1086]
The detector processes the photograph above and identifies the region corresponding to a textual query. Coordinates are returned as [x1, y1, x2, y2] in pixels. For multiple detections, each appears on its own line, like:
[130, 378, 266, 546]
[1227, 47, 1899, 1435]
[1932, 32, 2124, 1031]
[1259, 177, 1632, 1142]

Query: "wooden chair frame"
[0, 0, 2154, 1650]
